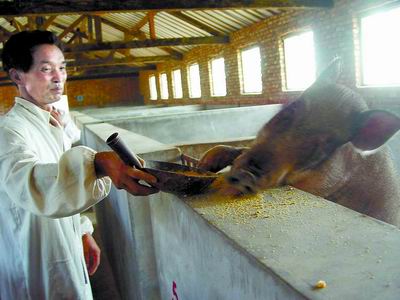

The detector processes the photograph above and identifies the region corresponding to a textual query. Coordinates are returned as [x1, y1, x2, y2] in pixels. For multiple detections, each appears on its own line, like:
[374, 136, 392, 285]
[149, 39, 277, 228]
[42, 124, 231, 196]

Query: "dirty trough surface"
[185, 178, 400, 300]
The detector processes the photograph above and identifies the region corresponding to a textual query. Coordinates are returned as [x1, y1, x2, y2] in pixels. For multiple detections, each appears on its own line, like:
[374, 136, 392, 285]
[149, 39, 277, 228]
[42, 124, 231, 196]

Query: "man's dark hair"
[2, 30, 63, 73]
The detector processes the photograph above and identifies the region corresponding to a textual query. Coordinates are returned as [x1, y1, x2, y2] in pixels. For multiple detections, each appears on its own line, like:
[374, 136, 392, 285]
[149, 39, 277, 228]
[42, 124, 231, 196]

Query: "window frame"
[171, 68, 183, 99]
[281, 29, 316, 92]
[187, 62, 202, 99]
[238, 45, 263, 95]
[357, 4, 400, 87]
[209, 56, 227, 97]
[148, 74, 158, 101]
[159, 72, 169, 100]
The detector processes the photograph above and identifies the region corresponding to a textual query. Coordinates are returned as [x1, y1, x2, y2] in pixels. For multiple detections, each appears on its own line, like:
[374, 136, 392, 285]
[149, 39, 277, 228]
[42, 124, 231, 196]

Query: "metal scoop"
[106, 132, 218, 196]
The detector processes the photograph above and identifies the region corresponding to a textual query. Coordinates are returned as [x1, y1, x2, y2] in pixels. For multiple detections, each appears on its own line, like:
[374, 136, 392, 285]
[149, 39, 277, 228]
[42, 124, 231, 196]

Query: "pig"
[197, 145, 248, 173]
[199, 58, 400, 227]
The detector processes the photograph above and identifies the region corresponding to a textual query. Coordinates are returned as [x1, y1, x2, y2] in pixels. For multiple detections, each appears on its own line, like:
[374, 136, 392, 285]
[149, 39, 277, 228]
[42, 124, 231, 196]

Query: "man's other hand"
[94, 151, 159, 196]
[82, 233, 101, 276]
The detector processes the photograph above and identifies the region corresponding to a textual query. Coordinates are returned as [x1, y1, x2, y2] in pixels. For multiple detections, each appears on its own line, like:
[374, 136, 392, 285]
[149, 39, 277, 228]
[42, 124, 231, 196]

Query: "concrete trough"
[107, 104, 283, 146]
[72, 104, 222, 145]
[77, 104, 205, 122]
[151, 187, 400, 300]
[76, 104, 400, 300]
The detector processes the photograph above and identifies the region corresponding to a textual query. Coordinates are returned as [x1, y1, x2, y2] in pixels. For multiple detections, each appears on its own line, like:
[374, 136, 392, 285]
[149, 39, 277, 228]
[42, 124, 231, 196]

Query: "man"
[0, 30, 159, 299]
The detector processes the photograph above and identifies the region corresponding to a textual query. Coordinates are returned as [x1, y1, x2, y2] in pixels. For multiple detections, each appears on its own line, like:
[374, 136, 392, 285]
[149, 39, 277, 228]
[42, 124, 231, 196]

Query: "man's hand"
[94, 151, 159, 196]
[44, 106, 65, 128]
[82, 233, 101, 276]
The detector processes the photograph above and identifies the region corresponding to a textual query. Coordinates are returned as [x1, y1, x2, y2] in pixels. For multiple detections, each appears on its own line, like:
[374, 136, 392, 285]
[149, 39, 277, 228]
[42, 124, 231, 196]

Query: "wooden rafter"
[25, 16, 33, 30]
[169, 11, 221, 36]
[0, 1, 334, 16]
[5, 17, 22, 31]
[100, 17, 130, 35]
[35, 16, 45, 29]
[58, 15, 86, 40]
[68, 55, 175, 68]
[63, 36, 229, 53]
[87, 15, 94, 42]
[160, 48, 184, 60]
[148, 12, 156, 39]
[53, 21, 88, 39]
[94, 16, 102, 42]
[130, 15, 149, 36]
[67, 67, 155, 81]
[120, 34, 133, 57]
[42, 16, 57, 30]
[100, 17, 145, 39]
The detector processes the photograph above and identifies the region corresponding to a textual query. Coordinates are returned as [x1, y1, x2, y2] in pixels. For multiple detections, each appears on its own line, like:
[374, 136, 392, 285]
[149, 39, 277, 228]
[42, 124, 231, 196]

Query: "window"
[172, 69, 183, 99]
[239, 46, 262, 94]
[188, 63, 201, 98]
[283, 31, 316, 91]
[149, 75, 157, 100]
[159, 73, 169, 100]
[210, 57, 227, 96]
[360, 6, 400, 86]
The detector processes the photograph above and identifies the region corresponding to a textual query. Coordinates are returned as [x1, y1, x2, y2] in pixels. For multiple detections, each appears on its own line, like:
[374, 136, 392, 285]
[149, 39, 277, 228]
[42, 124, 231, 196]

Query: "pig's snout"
[226, 169, 258, 194]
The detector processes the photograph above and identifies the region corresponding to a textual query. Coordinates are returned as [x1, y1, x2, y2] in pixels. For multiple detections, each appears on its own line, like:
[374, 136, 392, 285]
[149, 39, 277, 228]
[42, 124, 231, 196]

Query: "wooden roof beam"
[130, 15, 149, 36]
[68, 55, 176, 68]
[168, 11, 221, 36]
[148, 12, 156, 39]
[160, 48, 184, 60]
[4, 17, 23, 31]
[0, 1, 334, 15]
[94, 15, 102, 42]
[100, 17, 145, 39]
[63, 36, 229, 53]
[67, 68, 155, 81]
[52, 21, 88, 39]
[58, 15, 86, 40]
[68, 65, 156, 78]
[42, 16, 57, 30]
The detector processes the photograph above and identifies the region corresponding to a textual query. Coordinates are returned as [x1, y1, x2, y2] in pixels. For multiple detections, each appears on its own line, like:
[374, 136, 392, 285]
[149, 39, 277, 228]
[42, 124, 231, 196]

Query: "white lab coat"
[0, 97, 112, 299]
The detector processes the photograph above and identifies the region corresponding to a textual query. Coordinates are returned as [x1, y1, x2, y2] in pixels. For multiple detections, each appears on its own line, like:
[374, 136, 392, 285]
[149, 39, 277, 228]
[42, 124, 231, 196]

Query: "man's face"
[18, 44, 67, 108]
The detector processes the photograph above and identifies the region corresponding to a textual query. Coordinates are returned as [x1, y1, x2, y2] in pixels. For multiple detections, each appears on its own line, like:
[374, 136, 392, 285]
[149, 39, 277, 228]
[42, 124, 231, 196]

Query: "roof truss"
[0, 1, 333, 80]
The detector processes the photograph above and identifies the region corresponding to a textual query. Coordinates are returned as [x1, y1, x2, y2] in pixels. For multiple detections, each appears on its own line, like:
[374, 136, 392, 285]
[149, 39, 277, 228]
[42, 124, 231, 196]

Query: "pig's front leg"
[197, 145, 248, 173]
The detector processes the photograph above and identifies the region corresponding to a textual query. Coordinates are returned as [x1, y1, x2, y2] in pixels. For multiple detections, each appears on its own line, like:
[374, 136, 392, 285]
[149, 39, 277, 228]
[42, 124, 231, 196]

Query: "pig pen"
[76, 103, 235, 122]
[71, 104, 217, 146]
[79, 105, 400, 300]
[77, 104, 202, 122]
[105, 104, 282, 147]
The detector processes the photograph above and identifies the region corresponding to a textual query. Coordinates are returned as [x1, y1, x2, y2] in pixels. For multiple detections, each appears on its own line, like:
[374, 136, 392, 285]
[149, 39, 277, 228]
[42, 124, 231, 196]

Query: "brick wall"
[65, 76, 142, 109]
[0, 75, 141, 114]
[0, 84, 18, 114]
[140, 0, 400, 108]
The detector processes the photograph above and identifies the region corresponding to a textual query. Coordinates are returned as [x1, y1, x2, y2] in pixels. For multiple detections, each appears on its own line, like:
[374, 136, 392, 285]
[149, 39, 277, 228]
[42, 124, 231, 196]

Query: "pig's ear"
[316, 56, 342, 84]
[351, 110, 400, 151]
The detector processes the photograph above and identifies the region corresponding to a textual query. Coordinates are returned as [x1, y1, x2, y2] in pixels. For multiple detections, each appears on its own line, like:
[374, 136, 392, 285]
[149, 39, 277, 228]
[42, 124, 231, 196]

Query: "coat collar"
[14, 97, 51, 125]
